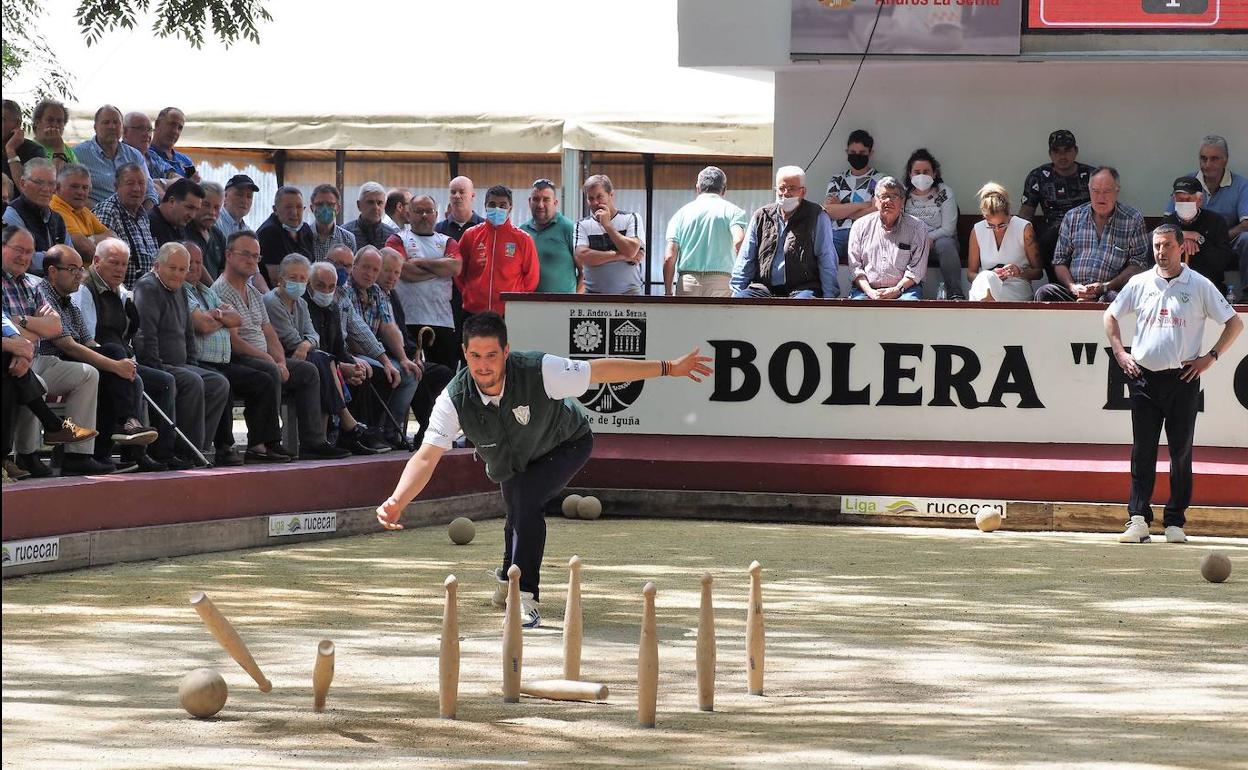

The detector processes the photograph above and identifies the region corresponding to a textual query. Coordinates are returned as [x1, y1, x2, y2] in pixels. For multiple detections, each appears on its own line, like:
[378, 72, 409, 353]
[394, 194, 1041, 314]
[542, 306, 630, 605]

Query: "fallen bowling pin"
[521, 679, 609, 702]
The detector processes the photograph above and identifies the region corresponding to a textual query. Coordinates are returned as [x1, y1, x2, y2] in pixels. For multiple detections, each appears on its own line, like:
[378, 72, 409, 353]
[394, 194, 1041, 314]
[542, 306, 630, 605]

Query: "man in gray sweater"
[131, 241, 229, 462]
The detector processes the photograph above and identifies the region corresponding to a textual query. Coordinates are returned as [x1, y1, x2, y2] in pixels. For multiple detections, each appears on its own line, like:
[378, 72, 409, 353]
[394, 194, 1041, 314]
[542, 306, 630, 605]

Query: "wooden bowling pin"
[189, 591, 272, 692]
[439, 575, 459, 719]
[696, 573, 716, 711]
[564, 556, 583, 681]
[637, 581, 659, 728]
[312, 640, 334, 712]
[502, 564, 523, 703]
[746, 561, 764, 696]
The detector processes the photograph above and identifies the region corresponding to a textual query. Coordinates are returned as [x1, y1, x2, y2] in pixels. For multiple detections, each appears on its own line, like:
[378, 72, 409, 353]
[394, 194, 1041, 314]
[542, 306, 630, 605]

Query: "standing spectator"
[1034, 167, 1148, 303]
[663, 166, 746, 297]
[1019, 130, 1096, 282]
[146, 107, 197, 181]
[521, 179, 578, 294]
[216, 174, 258, 239]
[3, 100, 45, 186]
[458, 185, 540, 315]
[574, 175, 644, 295]
[255, 185, 314, 288]
[1105, 224, 1241, 543]
[385, 194, 462, 369]
[345, 182, 398, 250]
[187, 181, 227, 282]
[50, 164, 116, 261]
[823, 129, 884, 261]
[383, 188, 411, 231]
[902, 149, 962, 299]
[1162, 176, 1235, 296]
[967, 183, 1043, 302]
[3, 158, 68, 275]
[309, 183, 357, 261]
[436, 176, 484, 242]
[4, 225, 103, 477]
[74, 105, 159, 206]
[132, 242, 230, 464]
[31, 100, 76, 169]
[148, 178, 204, 247]
[847, 176, 928, 300]
[732, 165, 840, 299]
[1170, 136, 1247, 301]
[93, 163, 159, 287]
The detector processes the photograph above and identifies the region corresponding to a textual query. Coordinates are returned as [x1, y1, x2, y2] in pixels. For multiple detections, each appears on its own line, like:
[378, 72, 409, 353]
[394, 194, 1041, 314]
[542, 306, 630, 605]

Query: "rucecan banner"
[506, 298, 1248, 448]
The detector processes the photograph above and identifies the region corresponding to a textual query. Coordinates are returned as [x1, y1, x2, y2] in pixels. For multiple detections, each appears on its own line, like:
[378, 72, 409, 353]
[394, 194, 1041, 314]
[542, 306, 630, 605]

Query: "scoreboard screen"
[1029, 0, 1248, 30]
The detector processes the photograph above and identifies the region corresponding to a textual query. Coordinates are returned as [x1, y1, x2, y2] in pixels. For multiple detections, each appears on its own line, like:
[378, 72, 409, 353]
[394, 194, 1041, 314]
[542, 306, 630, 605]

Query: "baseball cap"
[1172, 176, 1202, 195]
[225, 174, 259, 192]
[1048, 130, 1077, 150]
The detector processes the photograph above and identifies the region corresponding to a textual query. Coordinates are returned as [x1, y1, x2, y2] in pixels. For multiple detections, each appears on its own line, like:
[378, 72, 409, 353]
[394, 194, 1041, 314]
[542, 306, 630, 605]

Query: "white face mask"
[1174, 201, 1199, 221]
[777, 195, 801, 214]
[910, 174, 934, 193]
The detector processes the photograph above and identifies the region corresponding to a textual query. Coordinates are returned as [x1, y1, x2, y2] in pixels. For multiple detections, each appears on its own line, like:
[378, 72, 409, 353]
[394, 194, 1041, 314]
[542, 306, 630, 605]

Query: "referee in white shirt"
[1104, 223, 1242, 544]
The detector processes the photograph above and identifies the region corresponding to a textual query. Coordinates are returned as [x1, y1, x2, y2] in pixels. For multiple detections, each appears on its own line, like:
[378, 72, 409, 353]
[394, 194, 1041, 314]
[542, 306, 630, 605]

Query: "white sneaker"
[1118, 515, 1151, 543]
[519, 592, 541, 629]
[1165, 526, 1188, 543]
[489, 568, 507, 608]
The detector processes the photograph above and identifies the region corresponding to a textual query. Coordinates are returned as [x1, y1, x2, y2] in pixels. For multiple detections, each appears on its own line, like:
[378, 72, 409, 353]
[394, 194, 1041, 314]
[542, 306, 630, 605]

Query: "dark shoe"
[384, 432, 410, 450]
[132, 454, 169, 473]
[152, 454, 195, 471]
[61, 454, 116, 476]
[299, 442, 351, 460]
[266, 443, 295, 460]
[359, 425, 391, 451]
[15, 453, 52, 478]
[44, 419, 98, 445]
[214, 448, 245, 467]
[111, 417, 159, 446]
[244, 447, 293, 464]
[3, 458, 31, 481]
[337, 429, 383, 456]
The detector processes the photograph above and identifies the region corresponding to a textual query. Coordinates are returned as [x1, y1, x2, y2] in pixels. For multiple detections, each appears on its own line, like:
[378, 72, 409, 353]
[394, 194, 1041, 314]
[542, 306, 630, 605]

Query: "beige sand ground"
[3, 519, 1247, 770]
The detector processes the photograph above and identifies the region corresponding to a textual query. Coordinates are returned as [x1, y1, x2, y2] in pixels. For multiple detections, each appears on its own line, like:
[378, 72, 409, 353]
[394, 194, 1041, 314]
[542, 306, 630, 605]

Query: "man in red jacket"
[455, 185, 539, 318]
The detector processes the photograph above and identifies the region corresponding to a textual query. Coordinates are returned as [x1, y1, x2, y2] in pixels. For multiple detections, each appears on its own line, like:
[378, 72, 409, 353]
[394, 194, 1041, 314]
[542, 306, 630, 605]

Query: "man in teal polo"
[520, 178, 579, 293]
[377, 311, 710, 628]
[664, 166, 749, 297]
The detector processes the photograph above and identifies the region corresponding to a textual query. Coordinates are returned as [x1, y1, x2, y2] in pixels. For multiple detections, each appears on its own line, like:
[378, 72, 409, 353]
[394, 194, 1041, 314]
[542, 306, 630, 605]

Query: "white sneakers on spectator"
[1119, 515, 1151, 543]
[1164, 526, 1188, 543]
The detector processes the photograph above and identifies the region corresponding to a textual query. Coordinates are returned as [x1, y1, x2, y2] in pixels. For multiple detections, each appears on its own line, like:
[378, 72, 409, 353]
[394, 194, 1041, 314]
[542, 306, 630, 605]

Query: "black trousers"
[1128, 367, 1200, 527]
[1035, 222, 1060, 284]
[411, 362, 454, 444]
[2, 351, 47, 457]
[499, 431, 594, 601]
[201, 359, 281, 448]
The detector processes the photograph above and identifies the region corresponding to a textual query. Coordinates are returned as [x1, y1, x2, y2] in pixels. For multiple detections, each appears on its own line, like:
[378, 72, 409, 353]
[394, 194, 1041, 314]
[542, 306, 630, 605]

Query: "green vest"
[447, 350, 591, 483]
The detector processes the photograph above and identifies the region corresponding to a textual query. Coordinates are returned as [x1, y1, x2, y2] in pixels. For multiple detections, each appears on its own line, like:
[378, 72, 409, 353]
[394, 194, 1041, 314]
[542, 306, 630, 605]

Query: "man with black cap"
[217, 174, 258, 239]
[1019, 130, 1097, 282]
[1162, 176, 1235, 297]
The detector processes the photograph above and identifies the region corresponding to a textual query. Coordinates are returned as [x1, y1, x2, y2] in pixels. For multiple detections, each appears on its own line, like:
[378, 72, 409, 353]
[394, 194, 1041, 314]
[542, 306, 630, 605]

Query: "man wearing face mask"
[824, 129, 884, 263]
[732, 165, 840, 299]
[148, 178, 204, 248]
[309, 183, 357, 262]
[456, 185, 539, 317]
[1161, 176, 1235, 297]
[256, 186, 314, 288]
[345, 182, 398, 250]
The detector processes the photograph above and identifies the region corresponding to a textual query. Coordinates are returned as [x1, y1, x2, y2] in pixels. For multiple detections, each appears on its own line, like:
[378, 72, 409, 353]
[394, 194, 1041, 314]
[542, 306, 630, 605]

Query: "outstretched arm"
[376, 443, 448, 530]
[589, 347, 712, 384]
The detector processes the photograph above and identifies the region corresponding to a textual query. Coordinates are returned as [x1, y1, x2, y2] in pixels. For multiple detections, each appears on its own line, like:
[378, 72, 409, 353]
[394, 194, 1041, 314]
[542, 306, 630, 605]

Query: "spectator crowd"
[2, 99, 1245, 481]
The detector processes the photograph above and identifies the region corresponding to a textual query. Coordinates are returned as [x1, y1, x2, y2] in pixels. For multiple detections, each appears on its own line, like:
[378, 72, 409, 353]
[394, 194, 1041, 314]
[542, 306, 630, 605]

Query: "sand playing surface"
[3, 519, 1246, 769]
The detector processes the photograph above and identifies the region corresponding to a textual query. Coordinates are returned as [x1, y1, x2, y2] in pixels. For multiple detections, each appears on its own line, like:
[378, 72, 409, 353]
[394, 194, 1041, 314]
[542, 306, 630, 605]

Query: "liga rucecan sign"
[506, 298, 1248, 447]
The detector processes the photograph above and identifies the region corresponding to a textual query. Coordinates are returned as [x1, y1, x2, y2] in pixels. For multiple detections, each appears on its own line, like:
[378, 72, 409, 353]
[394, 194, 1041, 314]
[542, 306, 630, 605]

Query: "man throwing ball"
[377, 311, 711, 627]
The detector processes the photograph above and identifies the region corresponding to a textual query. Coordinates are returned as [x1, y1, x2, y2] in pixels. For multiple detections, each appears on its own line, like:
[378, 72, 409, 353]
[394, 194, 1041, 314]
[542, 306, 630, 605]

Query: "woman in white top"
[967, 182, 1042, 302]
[903, 148, 962, 298]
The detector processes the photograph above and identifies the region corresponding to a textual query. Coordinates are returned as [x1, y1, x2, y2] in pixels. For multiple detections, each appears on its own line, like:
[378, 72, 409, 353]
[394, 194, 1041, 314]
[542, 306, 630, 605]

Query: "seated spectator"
[31, 99, 76, 169]
[383, 188, 411, 232]
[1172, 135, 1247, 301]
[50, 163, 116, 260]
[345, 182, 398, 250]
[902, 148, 961, 299]
[3, 99, 46, 186]
[847, 176, 928, 300]
[132, 242, 230, 465]
[75, 105, 159, 207]
[1034, 167, 1148, 303]
[2, 174, 12, 211]
[93, 162, 159, 286]
[823, 129, 884, 261]
[1162, 176, 1235, 297]
[733, 165, 839, 299]
[256, 185, 313, 288]
[574, 175, 643, 295]
[183, 241, 284, 465]
[37, 244, 163, 472]
[967, 183, 1043, 302]
[2, 225, 105, 477]
[213, 231, 348, 460]
[187, 181, 226, 282]
[323, 242, 354, 285]
[1019, 130, 1096, 283]
[385, 193, 462, 369]
[149, 178, 204, 247]
[216, 174, 257, 239]
[2, 158, 68, 274]
[663, 167, 746, 297]
[147, 107, 198, 182]
[457, 185, 539, 315]
[310, 183, 357, 261]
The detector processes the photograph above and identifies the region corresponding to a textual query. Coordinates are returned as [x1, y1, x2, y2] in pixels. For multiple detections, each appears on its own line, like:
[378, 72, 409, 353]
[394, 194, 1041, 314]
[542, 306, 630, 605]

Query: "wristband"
[660, 360, 669, 377]
[1209, 349, 1219, 361]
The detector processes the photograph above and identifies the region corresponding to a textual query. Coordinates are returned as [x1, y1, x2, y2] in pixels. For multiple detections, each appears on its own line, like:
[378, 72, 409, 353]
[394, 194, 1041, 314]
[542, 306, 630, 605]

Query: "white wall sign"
[507, 299, 1247, 447]
[268, 513, 337, 537]
[2, 537, 61, 568]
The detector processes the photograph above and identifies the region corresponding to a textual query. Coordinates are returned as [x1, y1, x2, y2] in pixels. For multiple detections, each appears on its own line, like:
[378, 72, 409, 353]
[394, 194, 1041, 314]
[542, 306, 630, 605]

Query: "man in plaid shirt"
[93, 162, 158, 287]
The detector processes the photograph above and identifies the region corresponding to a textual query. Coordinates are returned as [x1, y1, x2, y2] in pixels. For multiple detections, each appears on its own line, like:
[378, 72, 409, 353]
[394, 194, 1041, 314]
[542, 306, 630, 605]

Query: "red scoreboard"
[1029, 0, 1248, 29]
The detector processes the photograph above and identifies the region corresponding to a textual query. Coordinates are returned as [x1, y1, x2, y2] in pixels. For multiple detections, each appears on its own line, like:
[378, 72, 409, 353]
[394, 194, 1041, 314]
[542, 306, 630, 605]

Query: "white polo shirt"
[1108, 265, 1235, 372]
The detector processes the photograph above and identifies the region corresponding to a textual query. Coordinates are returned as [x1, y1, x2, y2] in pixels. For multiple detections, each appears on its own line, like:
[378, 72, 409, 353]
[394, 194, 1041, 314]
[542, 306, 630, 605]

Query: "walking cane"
[140, 390, 212, 468]
[366, 380, 411, 451]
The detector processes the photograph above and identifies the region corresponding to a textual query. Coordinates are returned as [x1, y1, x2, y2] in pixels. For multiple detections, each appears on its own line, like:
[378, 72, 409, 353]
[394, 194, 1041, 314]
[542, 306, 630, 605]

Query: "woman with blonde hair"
[967, 182, 1042, 302]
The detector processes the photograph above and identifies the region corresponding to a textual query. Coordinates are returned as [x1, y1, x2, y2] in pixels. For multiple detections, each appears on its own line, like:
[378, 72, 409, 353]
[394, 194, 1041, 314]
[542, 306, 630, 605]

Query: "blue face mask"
[310, 290, 335, 308]
[484, 207, 509, 227]
[313, 205, 335, 226]
[335, 266, 349, 287]
[284, 280, 307, 297]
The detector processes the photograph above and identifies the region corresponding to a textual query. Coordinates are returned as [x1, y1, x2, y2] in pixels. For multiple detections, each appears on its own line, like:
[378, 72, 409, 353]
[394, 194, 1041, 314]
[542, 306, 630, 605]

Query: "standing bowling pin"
[312, 640, 335, 712]
[502, 564, 523, 703]
[696, 573, 716, 711]
[637, 581, 659, 728]
[564, 556, 583, 681]
[746, 560, 764, 696]
[440, 575, 460, 719]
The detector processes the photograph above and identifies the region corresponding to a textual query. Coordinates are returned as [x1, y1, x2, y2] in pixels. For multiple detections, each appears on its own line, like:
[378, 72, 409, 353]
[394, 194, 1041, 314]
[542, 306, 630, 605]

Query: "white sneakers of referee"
[489, 568, 541, 628]
[1118, 515, 1187, 543]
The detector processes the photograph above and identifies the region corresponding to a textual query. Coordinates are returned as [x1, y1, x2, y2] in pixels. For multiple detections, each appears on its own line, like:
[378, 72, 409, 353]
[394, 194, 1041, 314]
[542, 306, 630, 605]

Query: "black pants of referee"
[499, 431, 594, 601]
[1128, 367, 1200, 527]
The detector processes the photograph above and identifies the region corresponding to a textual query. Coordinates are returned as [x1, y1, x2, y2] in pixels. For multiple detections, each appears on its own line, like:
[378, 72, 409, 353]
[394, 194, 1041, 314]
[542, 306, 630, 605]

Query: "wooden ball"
[561, 494, 583, 518]
[448, 517, 475, 545]
[179, 667, 228, 718]
[974, 510, 1002, 533]
[1200, 553, 1232, 583]
[577, 495, 603, 520]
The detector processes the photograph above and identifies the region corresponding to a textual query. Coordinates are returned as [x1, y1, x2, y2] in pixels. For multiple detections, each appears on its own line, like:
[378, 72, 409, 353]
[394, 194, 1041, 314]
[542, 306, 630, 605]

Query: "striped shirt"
[184, 282, 232, 364]
[93, 194, 159, 287]
[1053, 202, 1149, 285]
[212, 276, 270, 351]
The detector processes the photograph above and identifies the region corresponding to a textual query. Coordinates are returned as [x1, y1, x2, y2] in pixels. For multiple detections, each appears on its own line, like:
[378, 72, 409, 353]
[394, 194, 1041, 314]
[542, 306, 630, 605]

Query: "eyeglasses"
[26, 179, 56, 189]
[229, 249, 261, 260]
[4, 244, 34, 257]
[51, 265, 85, 275]
[984, 221, 1010, 231]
